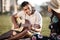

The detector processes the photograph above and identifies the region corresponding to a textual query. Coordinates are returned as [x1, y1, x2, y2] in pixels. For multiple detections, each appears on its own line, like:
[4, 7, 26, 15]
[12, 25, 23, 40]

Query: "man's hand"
[33, 24, 40, 29]
[31, 24, 41, 32]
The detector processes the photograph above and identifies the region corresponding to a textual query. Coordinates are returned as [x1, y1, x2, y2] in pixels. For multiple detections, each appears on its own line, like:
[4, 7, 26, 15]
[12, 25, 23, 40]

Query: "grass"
[0, 15, 50, 36]
[42, 16, 50, 36]
[0, 15, 12, 35]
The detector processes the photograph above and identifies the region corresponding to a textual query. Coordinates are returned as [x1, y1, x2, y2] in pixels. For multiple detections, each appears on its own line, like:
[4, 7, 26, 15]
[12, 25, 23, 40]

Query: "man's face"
[23, 4, 32, 15]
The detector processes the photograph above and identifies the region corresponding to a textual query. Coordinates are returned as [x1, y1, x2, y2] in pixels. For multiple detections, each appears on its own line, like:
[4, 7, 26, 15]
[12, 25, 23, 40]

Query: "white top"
[13, 10, 42, 34]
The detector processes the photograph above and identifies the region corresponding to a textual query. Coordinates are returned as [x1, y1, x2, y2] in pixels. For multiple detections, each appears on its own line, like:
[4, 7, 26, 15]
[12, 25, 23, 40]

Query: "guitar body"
[12, 17, 32, 32]
[12, 17, 25, 32]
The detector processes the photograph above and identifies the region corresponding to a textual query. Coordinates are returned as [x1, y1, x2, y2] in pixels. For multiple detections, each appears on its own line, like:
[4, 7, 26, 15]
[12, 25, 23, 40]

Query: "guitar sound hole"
[19, 23, 22, 28]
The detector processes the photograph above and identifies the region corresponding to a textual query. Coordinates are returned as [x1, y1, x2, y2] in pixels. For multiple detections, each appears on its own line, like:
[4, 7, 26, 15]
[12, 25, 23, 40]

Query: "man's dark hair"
[21, 1, 29, 8]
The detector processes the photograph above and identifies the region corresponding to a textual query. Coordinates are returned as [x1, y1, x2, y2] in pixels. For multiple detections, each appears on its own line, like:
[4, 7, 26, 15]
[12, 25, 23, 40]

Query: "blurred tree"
[40, 5, 48, 16]
[10, 5, 14, 14]
[39, 2, 50, 17]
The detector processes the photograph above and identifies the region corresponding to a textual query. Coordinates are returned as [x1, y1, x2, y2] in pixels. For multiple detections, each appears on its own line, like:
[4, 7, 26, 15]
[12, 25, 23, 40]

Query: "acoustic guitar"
[12, 17, 32, 32]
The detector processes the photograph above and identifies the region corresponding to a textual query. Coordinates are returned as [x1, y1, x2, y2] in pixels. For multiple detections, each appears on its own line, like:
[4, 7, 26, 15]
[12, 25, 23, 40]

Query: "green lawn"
[0, 15, 50, 36]
[42, 16, 50, 36]
[0, 15, 12, 35]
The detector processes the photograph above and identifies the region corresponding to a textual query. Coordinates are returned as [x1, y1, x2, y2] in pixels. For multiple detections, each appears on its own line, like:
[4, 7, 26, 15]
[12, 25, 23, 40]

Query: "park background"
[0, 0, 51, 37]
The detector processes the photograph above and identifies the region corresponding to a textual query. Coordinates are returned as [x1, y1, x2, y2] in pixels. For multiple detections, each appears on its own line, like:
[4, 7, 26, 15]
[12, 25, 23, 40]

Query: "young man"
[9, 1, 42, 40]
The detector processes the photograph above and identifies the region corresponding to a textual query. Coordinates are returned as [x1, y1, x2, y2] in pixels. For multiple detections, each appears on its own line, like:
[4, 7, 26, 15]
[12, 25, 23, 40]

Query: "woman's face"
[48, 6, 52, 13]
[48, 6, 53, 17]
[23, 4, 32, 15]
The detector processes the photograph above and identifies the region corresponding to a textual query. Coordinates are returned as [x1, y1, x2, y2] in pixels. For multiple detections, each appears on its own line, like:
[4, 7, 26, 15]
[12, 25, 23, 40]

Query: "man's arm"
[11, 14, 19, 29]
[32, 11, 42, 32]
